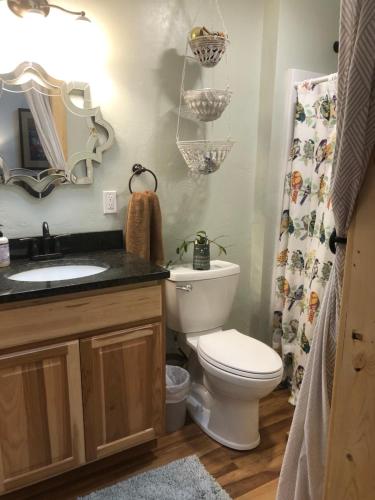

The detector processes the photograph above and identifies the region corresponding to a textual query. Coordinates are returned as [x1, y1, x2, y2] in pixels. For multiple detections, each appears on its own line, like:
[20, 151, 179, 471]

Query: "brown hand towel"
[147, 191, 164, 266]
[125, 191, 164, 266]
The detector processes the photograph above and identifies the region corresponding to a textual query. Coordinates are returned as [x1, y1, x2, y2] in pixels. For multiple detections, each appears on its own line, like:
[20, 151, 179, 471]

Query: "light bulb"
[22, 9, 46, 18]
[23, 9, 46, 26]
[76, 13, 91, 23]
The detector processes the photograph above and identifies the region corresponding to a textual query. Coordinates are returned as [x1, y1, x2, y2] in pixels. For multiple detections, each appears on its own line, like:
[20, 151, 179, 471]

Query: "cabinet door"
[0, 341, 85, 493]
[81, 323, 165, 462]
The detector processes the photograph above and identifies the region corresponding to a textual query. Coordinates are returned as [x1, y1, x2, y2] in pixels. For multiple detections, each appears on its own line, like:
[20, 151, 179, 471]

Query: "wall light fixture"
[7, 0, 90, 21]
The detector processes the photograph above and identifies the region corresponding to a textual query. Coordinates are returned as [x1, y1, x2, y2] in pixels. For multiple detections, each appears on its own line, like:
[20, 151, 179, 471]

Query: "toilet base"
[187, 382, 261, 451]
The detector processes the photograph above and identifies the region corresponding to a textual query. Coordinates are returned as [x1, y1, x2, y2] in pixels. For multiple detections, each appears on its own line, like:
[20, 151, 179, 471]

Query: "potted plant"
[167, 230, 228, 270]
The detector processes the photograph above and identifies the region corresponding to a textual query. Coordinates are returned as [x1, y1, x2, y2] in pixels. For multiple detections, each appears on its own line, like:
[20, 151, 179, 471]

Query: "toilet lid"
[198, 329, 283, 380]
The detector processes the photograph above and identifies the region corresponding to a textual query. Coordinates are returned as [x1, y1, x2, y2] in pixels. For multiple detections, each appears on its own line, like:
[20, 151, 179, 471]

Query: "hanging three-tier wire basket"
[176, 1, 235, 175]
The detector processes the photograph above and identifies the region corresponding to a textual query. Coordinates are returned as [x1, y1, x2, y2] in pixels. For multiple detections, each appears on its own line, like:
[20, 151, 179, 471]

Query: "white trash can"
[165, 365, 190, 433]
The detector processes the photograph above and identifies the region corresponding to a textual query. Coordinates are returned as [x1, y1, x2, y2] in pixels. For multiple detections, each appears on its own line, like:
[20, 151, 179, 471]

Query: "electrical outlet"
[103, 191, 117, 214]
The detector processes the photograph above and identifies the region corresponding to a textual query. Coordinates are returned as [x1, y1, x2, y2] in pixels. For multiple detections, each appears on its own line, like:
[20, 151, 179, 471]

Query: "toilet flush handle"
[176, 284, 193, 292]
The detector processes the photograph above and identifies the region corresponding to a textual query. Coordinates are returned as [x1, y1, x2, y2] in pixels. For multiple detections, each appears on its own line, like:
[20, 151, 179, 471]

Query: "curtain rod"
[293, 73, 338, 89]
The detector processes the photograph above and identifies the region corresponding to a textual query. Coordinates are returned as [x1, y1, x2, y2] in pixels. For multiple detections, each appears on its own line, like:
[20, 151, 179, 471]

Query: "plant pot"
[193, 240, 210, 270]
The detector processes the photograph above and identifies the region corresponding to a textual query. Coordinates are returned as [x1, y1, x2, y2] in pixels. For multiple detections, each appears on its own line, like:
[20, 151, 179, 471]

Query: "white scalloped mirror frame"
[0, 61, 114, 198]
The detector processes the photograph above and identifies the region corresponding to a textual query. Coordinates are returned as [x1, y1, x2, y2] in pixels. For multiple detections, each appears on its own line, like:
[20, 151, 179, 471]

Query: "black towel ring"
[128, 164, 158, 194]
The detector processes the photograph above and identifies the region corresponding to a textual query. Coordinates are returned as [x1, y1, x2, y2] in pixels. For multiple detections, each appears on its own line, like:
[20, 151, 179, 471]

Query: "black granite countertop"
[0, 249, 170, 304]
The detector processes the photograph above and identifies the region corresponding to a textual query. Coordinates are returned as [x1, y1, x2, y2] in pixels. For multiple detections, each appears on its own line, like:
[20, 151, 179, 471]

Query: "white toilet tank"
[166, 260, 240, 334]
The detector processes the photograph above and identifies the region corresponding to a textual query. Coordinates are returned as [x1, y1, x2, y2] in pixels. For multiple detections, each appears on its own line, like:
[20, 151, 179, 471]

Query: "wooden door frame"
[324, 156, 375, 499]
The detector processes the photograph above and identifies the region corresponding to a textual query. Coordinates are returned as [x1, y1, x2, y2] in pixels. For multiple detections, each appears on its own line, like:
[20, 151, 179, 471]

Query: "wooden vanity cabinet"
[0, 341, 85, 493]
[0, 282, 166, 495]
[80, 323, 165, 462]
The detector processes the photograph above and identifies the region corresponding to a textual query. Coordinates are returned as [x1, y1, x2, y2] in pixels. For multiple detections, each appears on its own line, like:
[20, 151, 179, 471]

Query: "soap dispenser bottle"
[0, 225, 10, 268]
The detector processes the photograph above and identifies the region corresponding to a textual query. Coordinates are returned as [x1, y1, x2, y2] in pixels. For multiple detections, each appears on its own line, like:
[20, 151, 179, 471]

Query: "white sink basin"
[8, 264, 107, 282]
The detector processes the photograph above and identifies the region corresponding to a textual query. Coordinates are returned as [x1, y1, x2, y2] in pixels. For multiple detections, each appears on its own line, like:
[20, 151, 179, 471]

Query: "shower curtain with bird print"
[273, 76, 337, 405]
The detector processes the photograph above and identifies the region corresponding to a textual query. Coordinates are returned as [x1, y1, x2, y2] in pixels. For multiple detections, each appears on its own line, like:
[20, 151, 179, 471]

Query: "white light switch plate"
[103, 191, 117, 214]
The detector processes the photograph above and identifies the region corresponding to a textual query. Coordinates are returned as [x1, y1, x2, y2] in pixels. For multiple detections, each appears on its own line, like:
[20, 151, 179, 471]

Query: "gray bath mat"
[79, 455, 231, 499]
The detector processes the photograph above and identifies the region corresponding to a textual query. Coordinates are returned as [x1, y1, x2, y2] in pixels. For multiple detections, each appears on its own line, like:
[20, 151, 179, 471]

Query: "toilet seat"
[198, 329, 283, 380]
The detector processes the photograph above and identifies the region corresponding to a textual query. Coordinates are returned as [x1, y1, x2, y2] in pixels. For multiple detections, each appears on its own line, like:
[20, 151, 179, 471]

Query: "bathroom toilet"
[166, 260, 283, 450]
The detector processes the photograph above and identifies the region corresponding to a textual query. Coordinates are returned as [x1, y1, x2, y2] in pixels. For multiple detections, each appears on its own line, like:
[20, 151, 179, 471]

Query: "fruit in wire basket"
[190, 26, 204, 40]
[189, 26, 227, 40]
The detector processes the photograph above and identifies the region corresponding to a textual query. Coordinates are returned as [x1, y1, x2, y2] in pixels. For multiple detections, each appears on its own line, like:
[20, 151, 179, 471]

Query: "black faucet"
[21, 222, 65, 261]
[42, 222, 52, 254]
[42, 222, 50, 237]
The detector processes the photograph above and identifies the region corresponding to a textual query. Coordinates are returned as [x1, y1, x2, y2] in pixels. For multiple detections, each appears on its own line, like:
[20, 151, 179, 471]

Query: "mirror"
[0, 62, 114, 198]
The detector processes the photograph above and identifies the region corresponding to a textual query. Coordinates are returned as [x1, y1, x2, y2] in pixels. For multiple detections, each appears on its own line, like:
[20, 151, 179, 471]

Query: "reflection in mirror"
[0, 62, 114, 198]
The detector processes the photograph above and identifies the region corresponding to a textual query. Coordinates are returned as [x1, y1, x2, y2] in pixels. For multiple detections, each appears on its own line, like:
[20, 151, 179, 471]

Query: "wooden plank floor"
[4, 389, 293, 500]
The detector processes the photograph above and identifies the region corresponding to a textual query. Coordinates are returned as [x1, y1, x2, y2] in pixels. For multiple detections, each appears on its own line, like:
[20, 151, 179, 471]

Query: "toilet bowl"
[165, 260, 283, 450]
